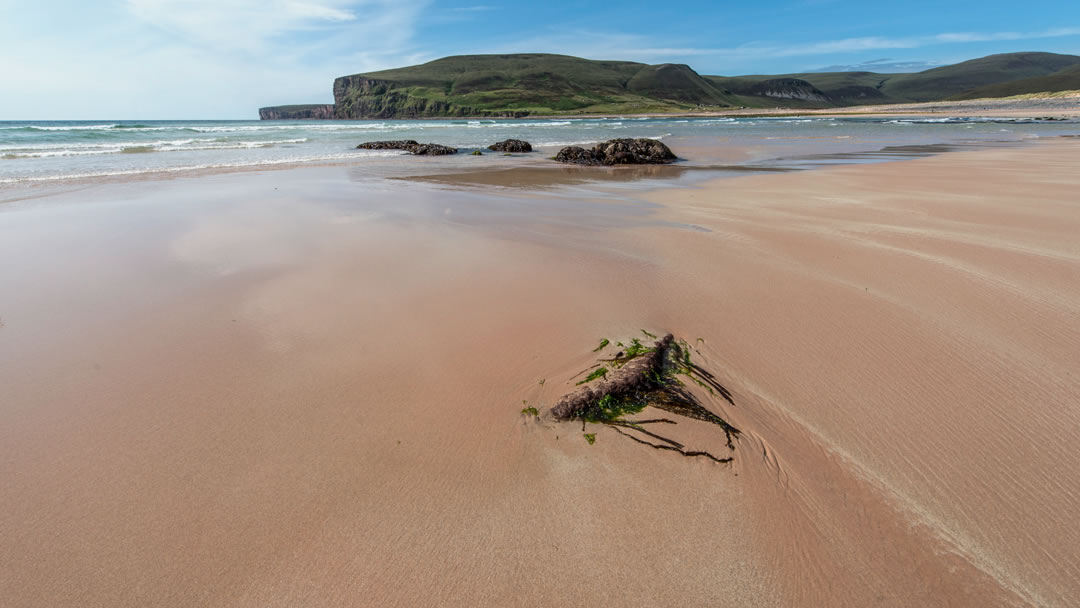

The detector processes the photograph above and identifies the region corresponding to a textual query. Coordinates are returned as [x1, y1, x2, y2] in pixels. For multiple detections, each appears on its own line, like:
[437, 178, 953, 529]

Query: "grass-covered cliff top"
[334, 54, 741, 117]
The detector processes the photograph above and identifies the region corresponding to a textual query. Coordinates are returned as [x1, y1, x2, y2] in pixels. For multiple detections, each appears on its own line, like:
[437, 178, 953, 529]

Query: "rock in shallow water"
[356, 140, 419, 150]
[407, 143, 458, 156]
[488, 139, 533, 153]
[554, 138, 677, 166]
[356, 140, 458, 155]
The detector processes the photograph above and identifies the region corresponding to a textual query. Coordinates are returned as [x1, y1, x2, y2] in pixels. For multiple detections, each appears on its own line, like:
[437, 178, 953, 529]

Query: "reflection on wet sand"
[396, 163, 791, 190]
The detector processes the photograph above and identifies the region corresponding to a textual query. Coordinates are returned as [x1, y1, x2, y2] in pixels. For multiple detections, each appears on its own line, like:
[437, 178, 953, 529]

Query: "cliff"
[331, 75, 531, 119]
[258, 104, 336, 120]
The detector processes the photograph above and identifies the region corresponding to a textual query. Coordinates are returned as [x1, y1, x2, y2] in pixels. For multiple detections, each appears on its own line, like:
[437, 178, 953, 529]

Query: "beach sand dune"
[1, 140, 1078, 606]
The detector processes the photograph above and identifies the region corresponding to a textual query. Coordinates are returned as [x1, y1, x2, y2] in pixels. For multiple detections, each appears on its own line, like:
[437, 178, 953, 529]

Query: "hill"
[708, 53, 1080, 107]
[880, 52, 1080, 102]
[949, 63, 1080, 100]
[259, 51, 1080, 119]
[328, 54, 740, 119]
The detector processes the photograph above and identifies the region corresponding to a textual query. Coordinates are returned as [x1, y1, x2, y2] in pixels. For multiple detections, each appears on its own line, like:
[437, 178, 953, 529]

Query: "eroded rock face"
[355, 141, 459, 155]
[258, 104, 336, 120]
[488, 139, 533, 153]
[332, 76, 532, 119]
[554, 138, 677, 166]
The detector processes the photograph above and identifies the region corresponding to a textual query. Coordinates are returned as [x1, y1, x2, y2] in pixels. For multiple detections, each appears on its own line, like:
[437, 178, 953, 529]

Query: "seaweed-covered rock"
[488, 139, 533, 153]
[554, 138, 677, 166]
[356, 140, 419, 150]
[408, 143, 458, 156]
[553, 146, 593, 164]
[355, 140, 458, 155]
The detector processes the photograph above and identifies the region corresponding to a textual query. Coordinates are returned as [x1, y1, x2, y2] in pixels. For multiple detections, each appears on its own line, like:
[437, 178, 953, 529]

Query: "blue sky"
[2, 0, 1079, 119]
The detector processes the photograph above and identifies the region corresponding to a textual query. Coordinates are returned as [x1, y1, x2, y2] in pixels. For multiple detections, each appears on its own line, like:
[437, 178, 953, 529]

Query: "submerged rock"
[356, 140, 458, 155]
[488, 139, 533, 153]
[554, 138, 677, 166]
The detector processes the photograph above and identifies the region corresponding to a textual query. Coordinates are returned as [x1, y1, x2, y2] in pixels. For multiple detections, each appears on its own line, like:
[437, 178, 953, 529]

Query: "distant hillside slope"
[950, 63, 1080, 100]
[259, 51, 1080, 118]
[880, 52, 1080, 101]
[329, 54, 741, 119]
[710, 52, 1080, 107]
[707, 75, 838, 107]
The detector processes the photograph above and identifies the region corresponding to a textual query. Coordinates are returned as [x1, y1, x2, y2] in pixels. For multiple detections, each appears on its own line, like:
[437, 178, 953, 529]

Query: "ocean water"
[2, 116, 1078, 184]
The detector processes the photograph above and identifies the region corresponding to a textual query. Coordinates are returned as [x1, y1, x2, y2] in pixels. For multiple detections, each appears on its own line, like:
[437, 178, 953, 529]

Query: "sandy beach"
[1, 137, 1079, 606]
[532, 92, 1080, 121]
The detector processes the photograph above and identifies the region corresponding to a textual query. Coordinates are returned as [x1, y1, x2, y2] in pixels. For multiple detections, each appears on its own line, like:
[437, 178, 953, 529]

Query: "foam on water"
[1, 116, 1077, 185]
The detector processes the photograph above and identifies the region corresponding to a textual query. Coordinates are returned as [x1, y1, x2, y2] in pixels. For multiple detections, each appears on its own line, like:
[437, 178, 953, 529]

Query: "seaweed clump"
[551, 333, 740, 463]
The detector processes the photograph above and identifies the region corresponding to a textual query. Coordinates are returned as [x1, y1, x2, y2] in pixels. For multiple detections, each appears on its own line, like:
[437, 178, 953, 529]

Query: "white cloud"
[125, 0, 373, 52]
[287, 1, 358, 21]
[485, 26, 1080, 65]
[0, 0, 430, 118]
[772, 27, 1080, 56]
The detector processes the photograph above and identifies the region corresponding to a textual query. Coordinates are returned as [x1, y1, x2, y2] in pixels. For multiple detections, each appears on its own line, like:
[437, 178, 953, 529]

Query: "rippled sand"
[1, 140, 1078, 606]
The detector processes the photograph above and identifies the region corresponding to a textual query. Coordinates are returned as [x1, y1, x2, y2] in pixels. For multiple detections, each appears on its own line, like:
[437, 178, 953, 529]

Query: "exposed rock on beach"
[488, 139, 533, 152]
[554, 138, 677, 166]
[356, 140, 459, 155]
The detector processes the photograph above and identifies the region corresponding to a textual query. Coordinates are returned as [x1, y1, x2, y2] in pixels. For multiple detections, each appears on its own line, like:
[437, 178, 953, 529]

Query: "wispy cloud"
[0, 0, 431, 118]
[485, 26, 1080, 64]
[759, 27, 1080, 57]
[807, 58, 945, 73]
[126, 0, 387, 52]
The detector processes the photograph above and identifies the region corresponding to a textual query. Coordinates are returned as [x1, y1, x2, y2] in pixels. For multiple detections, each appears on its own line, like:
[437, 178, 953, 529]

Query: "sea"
[2, 116, 1079, 185]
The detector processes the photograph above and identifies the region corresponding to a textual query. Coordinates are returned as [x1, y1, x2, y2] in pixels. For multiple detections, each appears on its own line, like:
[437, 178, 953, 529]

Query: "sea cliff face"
[258, 77, 533, 120]
[331, 76, 530, 119]
[258, 104, 335, 120]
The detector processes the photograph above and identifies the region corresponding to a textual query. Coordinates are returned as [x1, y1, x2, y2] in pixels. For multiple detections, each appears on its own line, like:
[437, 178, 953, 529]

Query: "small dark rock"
[488, 139, 533, 153]
[554, 138, 677, 166]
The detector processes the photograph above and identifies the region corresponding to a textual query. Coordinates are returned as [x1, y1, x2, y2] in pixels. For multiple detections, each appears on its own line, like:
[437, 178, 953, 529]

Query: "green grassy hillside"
[713, 52, 1080, 107]
[880, 52, 1080, 101]
[259, 51, 1080, 118]
[785, 72, 894, 104]
[708, 75, 835, 107]
[949, 63, 1080, 100]
[332, 54, 740, 118]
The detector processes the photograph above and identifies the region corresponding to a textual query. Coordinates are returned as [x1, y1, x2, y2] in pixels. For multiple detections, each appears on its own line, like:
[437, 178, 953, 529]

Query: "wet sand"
[1, 139, 1079, 606]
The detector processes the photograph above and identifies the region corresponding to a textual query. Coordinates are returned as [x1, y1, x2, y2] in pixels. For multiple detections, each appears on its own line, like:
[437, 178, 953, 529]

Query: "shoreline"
[4, 127, 1074, 199]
